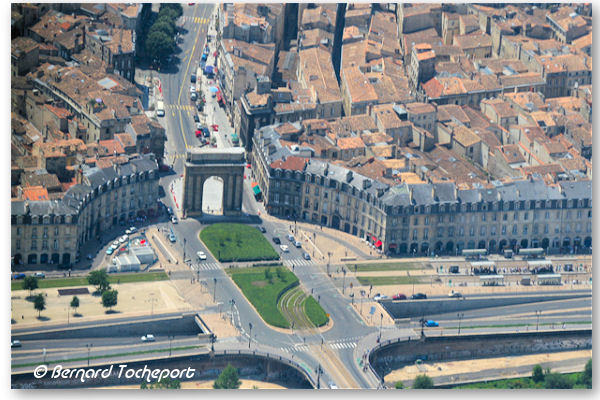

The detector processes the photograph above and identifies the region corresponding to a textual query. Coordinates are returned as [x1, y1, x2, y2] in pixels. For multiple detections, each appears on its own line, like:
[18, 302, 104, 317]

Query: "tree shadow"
[25, 295, 36, 302]
[105, 310, 121, 315]
[11, 319, 16, 324]
[73, 313, 83, 318]
[37, 316, 51, 321]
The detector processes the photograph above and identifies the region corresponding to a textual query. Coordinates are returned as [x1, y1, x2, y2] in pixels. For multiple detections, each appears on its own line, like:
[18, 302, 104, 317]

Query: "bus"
[231, 133, 239, 147]
[156, 100, 165, 117]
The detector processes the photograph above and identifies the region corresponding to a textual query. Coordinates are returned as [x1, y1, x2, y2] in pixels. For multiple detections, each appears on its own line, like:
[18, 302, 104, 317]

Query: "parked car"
[106, 248, 114, 255]
[280, 245, 289, 252]
[110, 244, 118, 251]
[294, 241, 302, 248]
[33, 272, 46, 279]
[141, 334, 155, 342]
[303, 252, 311, 260]
[190, 85, 196, 93]
[112, 241, 119, 247]
[257, 226, 266, 233]
[448, 290, 462, 298]
[190, 74, 196, 83]
[272, 236, 281, 244]
[411, 293, 427, 300]
[392, 293, 407, 300]
[87, 253, 94, 260]
[11, 340, 22, 348]
[195, 129, 202, 137]
[191, 92, 197, 101]
[211, 124, 219, 131]
[11, 273, 26, 280]
[167, 207, 173, 215]
[425, 320, 439, 327]
[373, 294, 388, 301]
[287, 234, 295, 242]
[196, 122, 202, 130]
[119, 235, 128, 243]
[197, 251, 207, 260]
[129, 227, 137, 233]
[171, 216, 178, 224]
[202, 127, 210, 137]
[169, 233, 176, 243]
[193, 115, 200, 123]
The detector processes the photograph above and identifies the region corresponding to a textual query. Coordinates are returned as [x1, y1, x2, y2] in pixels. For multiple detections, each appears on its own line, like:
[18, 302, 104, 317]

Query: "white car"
[294, 241, 302, 248]
[190, 85, 196, 93]
[280, 245, 289, 252]
[448, 291, 463, 298]
[112, 241, 119, 246]
[119, 235, 128, 243]
[373, 294, 388, 301]
[129, 226, 137, 233]
[141, 334, 155, 342]
[110, 244, 118, 251]
[197, 251, 207, 260]
[125, 229, 132, 235]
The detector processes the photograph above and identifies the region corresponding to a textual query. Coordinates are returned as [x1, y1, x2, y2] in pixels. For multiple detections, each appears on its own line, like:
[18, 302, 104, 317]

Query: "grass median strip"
[11, 271, 169, 291]
[302, 295, 328, 327]
[12, 345, 202, 369]
[356, 276, 423, 286]
[346, 262, 427, 272]
[200, 223, 279, 262]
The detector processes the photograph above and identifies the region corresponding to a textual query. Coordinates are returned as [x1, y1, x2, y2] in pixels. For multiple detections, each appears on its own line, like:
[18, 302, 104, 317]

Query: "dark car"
[272, 236, 281, 245]
[392, 293, 407, 300]
[190, 74, 196, 83]
[11, 273, 26, 280]
[193, 115, 200, 123]
[202, 127, 210, 137]
[411, 293, 427, 300]
[258, 226, 266, 233]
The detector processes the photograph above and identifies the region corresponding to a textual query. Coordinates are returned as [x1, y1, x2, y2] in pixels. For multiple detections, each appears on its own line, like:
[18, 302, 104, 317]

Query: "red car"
[195, 130, 202, 137]
[211, 124, 219, 132]
[392, 293, 407, 300]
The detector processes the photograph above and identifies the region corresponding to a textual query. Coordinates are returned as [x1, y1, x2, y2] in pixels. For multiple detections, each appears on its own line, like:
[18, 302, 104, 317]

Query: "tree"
[33, 293, 46, 318]
[145, 30, 175, 61]
[412, 374, 434, 389]
[544, 372, 573, 389]
[159, 3, 183, 19]
[395, 381, 404, 389]
[532, 364, 544, 383]
[70, 296, 80, 315]
[149, 20, 175, 38]
[579, 359, 592, 388]
[141, 378, 181, 389]
[213, 364, 241, 389]
[101, 290, 118, 312]
[88, 270, 110, 294]
[23, 276, 38, 297]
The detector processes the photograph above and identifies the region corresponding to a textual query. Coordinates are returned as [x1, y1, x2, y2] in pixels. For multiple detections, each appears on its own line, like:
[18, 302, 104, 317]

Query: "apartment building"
[11, 154, 159, 267]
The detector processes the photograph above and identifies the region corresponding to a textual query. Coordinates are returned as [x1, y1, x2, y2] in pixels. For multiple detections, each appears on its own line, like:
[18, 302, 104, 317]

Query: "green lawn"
[454, 372, 584, 389]
[228, 267, 297, 328]
[200, 223, 279, 262]
[11, 271, 168, 291]
[303, 295, 328, 327]
[356, 276, 423, 286]
[347, 262, 427, 272]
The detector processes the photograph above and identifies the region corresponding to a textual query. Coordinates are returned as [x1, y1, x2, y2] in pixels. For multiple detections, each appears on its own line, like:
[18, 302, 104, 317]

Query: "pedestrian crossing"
[279, 341, 357, 353]
[165, 154, 187, 161]
[192, 262, 221, 271]
[283, 258, 314, 268]
[182, 16, 210, 24]
[165, 104, 195, 111]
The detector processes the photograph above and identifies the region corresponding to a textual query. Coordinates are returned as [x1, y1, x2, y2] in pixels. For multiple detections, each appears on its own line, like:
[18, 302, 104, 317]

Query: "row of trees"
[145, 4, 183, 62]
[139, 364, 241, 389]
[396, 360, 592, 389]
[21, 271, 118, 319]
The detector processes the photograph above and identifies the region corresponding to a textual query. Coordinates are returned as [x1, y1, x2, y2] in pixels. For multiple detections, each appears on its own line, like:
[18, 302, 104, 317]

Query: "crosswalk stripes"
[193, 262, 220, 271]
[283, 258, 314, 268]
[328, 341, 357, 350]
[182, 16, 210, 24]
[280, 341, 356, 353]
[165, 104, 195, 111]
[165, 154, 186, 161]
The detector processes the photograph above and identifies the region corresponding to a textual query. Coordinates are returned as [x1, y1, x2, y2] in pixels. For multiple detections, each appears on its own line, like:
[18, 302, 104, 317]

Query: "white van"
[156, 100, 165, 117]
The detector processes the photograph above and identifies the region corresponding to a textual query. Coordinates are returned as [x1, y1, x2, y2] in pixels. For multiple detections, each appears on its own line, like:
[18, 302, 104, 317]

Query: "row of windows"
[16, 239, 67, 251]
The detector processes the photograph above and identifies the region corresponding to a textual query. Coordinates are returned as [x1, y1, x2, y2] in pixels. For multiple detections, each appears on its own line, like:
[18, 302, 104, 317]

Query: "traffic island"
[227, 267, 328, 330]
[199, 223, 279, 262]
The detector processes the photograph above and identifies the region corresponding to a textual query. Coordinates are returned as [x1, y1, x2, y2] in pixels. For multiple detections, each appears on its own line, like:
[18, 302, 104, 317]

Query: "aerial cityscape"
[10, 2, 591, 390]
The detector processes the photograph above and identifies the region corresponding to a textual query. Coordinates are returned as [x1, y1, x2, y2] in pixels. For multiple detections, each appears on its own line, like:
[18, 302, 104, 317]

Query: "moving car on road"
[280, 245, 289, 252]
[197, 251, 207, 260]
[287, 234, 295, 242]
[169, 233, 176, 243]
[303, 252, 311, 260]
[34, 272, 46, 279]
[11, 273, 26, 280]
[294, 240, 302, 248]
[141, 334, 155, 342]
[11, 340, 22, 348]
[258, 226, 266, 233]
[373, 294, 388, 301]
[392, 293, 407, 300]
[448, 290, 462, 298]
[411, 293, 427, 300]
[272, 236, 281, 245]
[425, 320, 439, 327]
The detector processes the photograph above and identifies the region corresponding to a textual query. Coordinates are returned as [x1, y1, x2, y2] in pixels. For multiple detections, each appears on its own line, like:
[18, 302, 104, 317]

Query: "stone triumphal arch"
[182, 148, 245, 217]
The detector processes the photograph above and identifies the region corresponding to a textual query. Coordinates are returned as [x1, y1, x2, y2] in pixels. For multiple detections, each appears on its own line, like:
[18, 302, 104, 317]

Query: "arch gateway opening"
[182, 148, 245, 217]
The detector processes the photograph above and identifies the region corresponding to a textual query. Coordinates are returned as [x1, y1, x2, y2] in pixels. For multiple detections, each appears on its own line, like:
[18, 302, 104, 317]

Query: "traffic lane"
[422, 288, 591, 300]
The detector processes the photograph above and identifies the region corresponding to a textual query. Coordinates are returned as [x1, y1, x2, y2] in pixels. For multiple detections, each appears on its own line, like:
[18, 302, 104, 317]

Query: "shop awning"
[375, 240, 382, 248]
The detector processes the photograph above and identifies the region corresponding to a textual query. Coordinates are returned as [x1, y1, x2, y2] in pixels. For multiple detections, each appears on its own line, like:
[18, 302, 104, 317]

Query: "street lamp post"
[342, 268, 347, 294]
[248, 322, 253, 348]
[213, 277, 217, 301]
[379, 313, 383, 340]
[86, 344, 93, 366]
[536, 310, 542, 331]
[183, 238, 186, 261]
[457, 313, 464, 335]
[169, 335, 174, 356]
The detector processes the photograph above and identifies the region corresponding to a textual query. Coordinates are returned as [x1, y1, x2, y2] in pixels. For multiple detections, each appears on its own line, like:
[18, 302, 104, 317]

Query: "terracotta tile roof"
[452, 125, 481, 148]
[22, 185, 49, 201]
[453, 32, 492, 50]
[405, 102, 435, 114]
[337, 136, 365, 150]
[299, 47, 341, 104]
[498, 144, 526, 164]
[98, 139, 125, 155]
[361, 131, 393, 145]
[342, 66, 378, 104]
[270, 156, 308, 171]
[44, 104, 72, 120]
